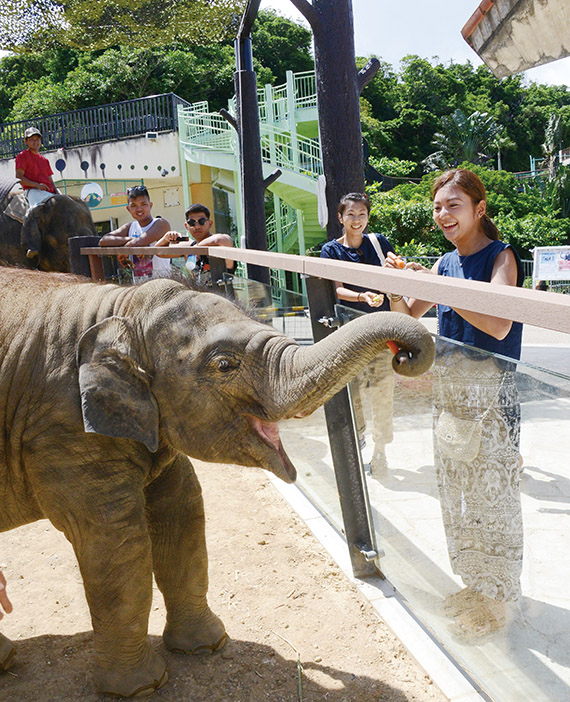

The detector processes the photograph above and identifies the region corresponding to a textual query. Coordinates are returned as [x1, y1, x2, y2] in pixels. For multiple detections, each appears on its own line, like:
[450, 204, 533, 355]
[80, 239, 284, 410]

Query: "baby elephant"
[0, 267, 434, 696]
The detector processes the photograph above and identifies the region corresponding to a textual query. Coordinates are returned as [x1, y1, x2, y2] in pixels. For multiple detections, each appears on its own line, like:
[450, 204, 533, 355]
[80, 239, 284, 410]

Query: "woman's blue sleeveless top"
[437, 240, 524, 360]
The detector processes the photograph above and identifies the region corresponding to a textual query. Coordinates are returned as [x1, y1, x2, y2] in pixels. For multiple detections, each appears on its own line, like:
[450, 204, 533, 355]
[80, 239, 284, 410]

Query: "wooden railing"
[81, 245, 570, 335]
[0, 93, 191, 160]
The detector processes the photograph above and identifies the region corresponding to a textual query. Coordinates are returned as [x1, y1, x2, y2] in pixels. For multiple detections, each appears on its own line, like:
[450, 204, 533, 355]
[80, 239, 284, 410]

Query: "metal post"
[68, 235, 102, 278]
[305, 275, 378, 577]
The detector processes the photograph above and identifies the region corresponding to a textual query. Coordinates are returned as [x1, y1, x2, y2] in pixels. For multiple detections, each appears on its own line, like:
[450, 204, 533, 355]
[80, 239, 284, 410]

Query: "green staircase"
[178, 71, 325, 259]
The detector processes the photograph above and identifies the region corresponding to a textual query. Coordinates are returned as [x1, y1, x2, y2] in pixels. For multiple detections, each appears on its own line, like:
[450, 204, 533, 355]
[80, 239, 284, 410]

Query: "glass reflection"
[223, 276, 570, 701]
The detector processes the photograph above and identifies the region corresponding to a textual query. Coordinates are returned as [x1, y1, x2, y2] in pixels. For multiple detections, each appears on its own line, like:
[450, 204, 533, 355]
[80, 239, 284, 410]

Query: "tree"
[0, 11, 313, 121]
[0, 0, 247, 51]
[251, 10, 313, 84]
[422, 109, 502, 171]
[541, 113, 562, 177]
[289, 0, 379, 240]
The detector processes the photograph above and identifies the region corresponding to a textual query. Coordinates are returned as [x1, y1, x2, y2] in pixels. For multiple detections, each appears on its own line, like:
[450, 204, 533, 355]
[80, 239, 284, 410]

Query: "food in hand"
[373, 294, 383, 303]
[395, 256, 405, 269]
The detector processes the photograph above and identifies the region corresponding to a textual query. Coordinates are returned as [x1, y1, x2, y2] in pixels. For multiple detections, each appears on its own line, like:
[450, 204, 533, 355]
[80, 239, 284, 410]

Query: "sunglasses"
[186, 217, 208, 226]
[126, 185, 149, 198]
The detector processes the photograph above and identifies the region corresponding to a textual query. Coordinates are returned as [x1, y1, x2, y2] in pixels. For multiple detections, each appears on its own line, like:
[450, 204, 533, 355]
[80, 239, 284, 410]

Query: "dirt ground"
[0, 460, 446, 702]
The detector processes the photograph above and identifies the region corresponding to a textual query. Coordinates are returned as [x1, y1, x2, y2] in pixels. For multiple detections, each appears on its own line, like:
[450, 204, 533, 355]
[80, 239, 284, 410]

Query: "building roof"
[462, 0, 570, 78]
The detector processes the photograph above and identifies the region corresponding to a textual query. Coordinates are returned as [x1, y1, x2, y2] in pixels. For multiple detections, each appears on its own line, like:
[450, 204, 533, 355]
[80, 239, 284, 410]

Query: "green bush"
[368, 190, 448, 254]
[369, 155, 418, 178]
[495, 213, 570, 258]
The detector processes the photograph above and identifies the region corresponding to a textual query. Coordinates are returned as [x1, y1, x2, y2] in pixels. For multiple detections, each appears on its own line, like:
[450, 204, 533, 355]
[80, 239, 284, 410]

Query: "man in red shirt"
[15, 127, 58, 209]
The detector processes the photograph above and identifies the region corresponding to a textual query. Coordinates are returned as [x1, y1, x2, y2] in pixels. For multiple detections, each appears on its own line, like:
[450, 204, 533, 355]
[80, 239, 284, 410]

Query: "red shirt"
[15, 149, 56, 192]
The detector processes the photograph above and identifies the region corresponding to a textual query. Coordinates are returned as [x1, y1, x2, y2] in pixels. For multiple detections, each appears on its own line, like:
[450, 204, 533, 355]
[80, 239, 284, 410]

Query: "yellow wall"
[189, 165, 216, 228]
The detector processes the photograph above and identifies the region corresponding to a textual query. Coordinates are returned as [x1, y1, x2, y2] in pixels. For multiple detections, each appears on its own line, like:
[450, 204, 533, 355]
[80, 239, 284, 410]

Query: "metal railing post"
[305, 275, 378, 578]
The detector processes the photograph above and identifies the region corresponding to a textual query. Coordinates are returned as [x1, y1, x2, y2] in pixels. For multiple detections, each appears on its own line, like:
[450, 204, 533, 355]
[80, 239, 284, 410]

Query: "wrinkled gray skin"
[0, 193, 96, 272]
[0, 267, 434, 697]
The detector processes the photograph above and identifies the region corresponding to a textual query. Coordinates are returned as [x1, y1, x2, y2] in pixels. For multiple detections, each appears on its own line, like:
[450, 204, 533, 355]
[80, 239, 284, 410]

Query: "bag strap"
[367, 233, 386, 266]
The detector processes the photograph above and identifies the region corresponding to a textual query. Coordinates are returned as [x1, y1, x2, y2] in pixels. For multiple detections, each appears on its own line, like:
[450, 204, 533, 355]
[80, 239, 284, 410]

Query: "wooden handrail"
[81, 246, 570, 335]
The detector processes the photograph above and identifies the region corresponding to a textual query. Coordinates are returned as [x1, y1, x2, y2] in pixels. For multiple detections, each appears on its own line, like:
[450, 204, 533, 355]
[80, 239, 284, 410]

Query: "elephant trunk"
[271, 312, 434, 420]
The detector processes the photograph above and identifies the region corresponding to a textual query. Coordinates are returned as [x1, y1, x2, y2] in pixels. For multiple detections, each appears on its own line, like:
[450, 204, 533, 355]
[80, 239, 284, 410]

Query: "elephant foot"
[0, 632, 16, 672]
[94, 644, 167, 698]
[164, 608, 227, 655]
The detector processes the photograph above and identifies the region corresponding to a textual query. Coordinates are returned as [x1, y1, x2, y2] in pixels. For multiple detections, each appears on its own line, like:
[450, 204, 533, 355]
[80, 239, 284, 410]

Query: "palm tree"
[422, 109, 503, 171]
[541, 113, 562, 178]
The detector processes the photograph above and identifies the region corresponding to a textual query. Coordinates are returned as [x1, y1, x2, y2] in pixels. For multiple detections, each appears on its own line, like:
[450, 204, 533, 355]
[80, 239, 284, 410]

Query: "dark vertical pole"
[312, 0, 365, 241]
[234, 20, 270, 286]
[305, 275, 377, 577]
[68, 235, 102, 278]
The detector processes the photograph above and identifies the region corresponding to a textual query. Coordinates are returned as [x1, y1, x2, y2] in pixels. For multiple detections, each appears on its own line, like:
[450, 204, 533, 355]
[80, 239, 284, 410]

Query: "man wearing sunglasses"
[99, 185, 171, 281]
[164, 203, 235, 282]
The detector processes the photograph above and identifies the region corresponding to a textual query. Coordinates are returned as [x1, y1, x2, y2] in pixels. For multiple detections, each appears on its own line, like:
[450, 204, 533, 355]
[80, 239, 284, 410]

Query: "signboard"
[533, 246, 570, 284]
[110, 192, 127, 206]
[80, 182, 104, 208]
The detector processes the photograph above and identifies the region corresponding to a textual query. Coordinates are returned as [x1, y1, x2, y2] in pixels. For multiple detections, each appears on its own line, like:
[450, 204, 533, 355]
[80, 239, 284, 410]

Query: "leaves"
[423, 109, 503, 172]
[0, 0, 247, 51]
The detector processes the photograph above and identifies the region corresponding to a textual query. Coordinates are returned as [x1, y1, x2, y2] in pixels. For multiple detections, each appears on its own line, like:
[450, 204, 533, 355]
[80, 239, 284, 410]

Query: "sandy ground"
[0, 460, 446, 702]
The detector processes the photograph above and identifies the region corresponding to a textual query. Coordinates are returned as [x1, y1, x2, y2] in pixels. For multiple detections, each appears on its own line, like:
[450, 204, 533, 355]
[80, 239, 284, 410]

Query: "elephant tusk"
[26, 249, 39, 258]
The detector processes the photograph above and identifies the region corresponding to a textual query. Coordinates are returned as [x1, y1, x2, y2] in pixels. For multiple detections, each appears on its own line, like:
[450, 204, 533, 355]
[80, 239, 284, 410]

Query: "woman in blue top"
[386, 169, 524, 637]
[320, 193, 396, 477]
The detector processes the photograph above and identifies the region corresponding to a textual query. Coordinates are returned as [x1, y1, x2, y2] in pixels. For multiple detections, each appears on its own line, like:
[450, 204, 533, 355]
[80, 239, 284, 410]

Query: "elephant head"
[77, 279, 434, 482]
[20, 194, 97, 272]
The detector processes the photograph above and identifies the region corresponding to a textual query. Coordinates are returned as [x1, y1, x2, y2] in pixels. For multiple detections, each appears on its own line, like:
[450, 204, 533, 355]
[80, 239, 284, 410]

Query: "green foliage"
[251, 10, 313, 84]
[359, 55, 570, 173]
[546, 165, 570, 219]
[423, 109, 503, 171]
[0, 0, 247, 51]
[369, 155, 417, 178]
[367, 189, 447, 255]
[495, 213, 570, 258]
[0, 12, 312, 120]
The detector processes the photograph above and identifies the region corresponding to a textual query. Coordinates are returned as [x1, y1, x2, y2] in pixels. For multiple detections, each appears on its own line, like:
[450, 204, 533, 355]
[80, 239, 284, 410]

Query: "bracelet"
[388, 293, 403, 303]
[357, 293, 362, 302]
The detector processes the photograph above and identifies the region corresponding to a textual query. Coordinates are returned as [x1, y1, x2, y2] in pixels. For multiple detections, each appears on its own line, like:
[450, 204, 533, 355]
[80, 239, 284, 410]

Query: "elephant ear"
[20, 207, 42, 257]
[76, 316, 159, 452]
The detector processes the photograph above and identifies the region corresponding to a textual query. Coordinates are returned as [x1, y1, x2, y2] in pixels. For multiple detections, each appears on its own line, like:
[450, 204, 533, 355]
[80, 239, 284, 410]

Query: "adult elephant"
[0, 192, 97, 272]
[0, 268, 434, 697]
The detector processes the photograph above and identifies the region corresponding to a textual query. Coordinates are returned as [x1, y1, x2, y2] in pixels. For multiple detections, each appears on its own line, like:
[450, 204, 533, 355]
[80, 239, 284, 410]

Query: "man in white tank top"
[99, 184, 171, 282]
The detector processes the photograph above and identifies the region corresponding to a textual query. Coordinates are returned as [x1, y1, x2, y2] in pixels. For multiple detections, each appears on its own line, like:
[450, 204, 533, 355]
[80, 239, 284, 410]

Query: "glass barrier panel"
[226, 275, 346, 530]
[334, 302, 570, 702]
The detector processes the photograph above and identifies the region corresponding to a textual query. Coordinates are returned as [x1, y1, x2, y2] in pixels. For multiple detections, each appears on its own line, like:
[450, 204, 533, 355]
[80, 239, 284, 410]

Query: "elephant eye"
[217, 356, 239, 373]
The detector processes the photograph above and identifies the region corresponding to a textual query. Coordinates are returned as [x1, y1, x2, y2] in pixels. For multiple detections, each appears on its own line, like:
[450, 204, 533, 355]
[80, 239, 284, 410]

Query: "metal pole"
[305, 275, 378, 578]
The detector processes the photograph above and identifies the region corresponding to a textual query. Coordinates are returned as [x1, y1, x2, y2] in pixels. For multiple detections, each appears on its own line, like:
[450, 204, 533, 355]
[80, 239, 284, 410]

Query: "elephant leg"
[145, 454, 226, 655]
[39, 471, 167, 697]
[0, 632, 16, 671]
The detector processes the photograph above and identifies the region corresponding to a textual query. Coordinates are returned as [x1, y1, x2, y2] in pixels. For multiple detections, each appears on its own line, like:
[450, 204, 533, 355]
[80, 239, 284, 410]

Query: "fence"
[0, 93, 191, 160]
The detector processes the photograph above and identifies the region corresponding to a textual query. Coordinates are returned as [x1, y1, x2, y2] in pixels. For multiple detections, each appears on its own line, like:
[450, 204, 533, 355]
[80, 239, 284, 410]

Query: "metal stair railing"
[178, 106, 236, 152]
[227, 70, 316, 125]
[293, 71, 317, 110]
[179, 103, 322, 180]
[260, 123, 322, 179]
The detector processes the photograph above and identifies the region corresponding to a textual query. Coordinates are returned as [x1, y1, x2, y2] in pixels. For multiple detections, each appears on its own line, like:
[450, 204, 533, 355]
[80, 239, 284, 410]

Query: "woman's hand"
[386, 252, 428, 272]
[360, 291, 384, 307]
[0, 571, 12, 620]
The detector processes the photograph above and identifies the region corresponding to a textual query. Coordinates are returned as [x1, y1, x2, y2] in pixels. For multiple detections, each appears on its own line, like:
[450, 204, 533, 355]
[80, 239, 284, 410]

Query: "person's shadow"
[0, 631, 418, 702]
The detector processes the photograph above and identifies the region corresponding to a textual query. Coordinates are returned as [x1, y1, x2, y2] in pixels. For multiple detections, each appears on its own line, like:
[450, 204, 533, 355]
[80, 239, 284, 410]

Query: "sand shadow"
[0, 631, 419, 702]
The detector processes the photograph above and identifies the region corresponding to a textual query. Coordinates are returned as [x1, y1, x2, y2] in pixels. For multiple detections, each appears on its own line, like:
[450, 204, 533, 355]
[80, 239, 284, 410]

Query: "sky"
[261, 0, 570, 87]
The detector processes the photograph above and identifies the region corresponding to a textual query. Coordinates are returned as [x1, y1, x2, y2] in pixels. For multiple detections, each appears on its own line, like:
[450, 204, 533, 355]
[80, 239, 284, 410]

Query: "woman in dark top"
[386, 169, 524, 637]
[320, 193, 396, 476]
